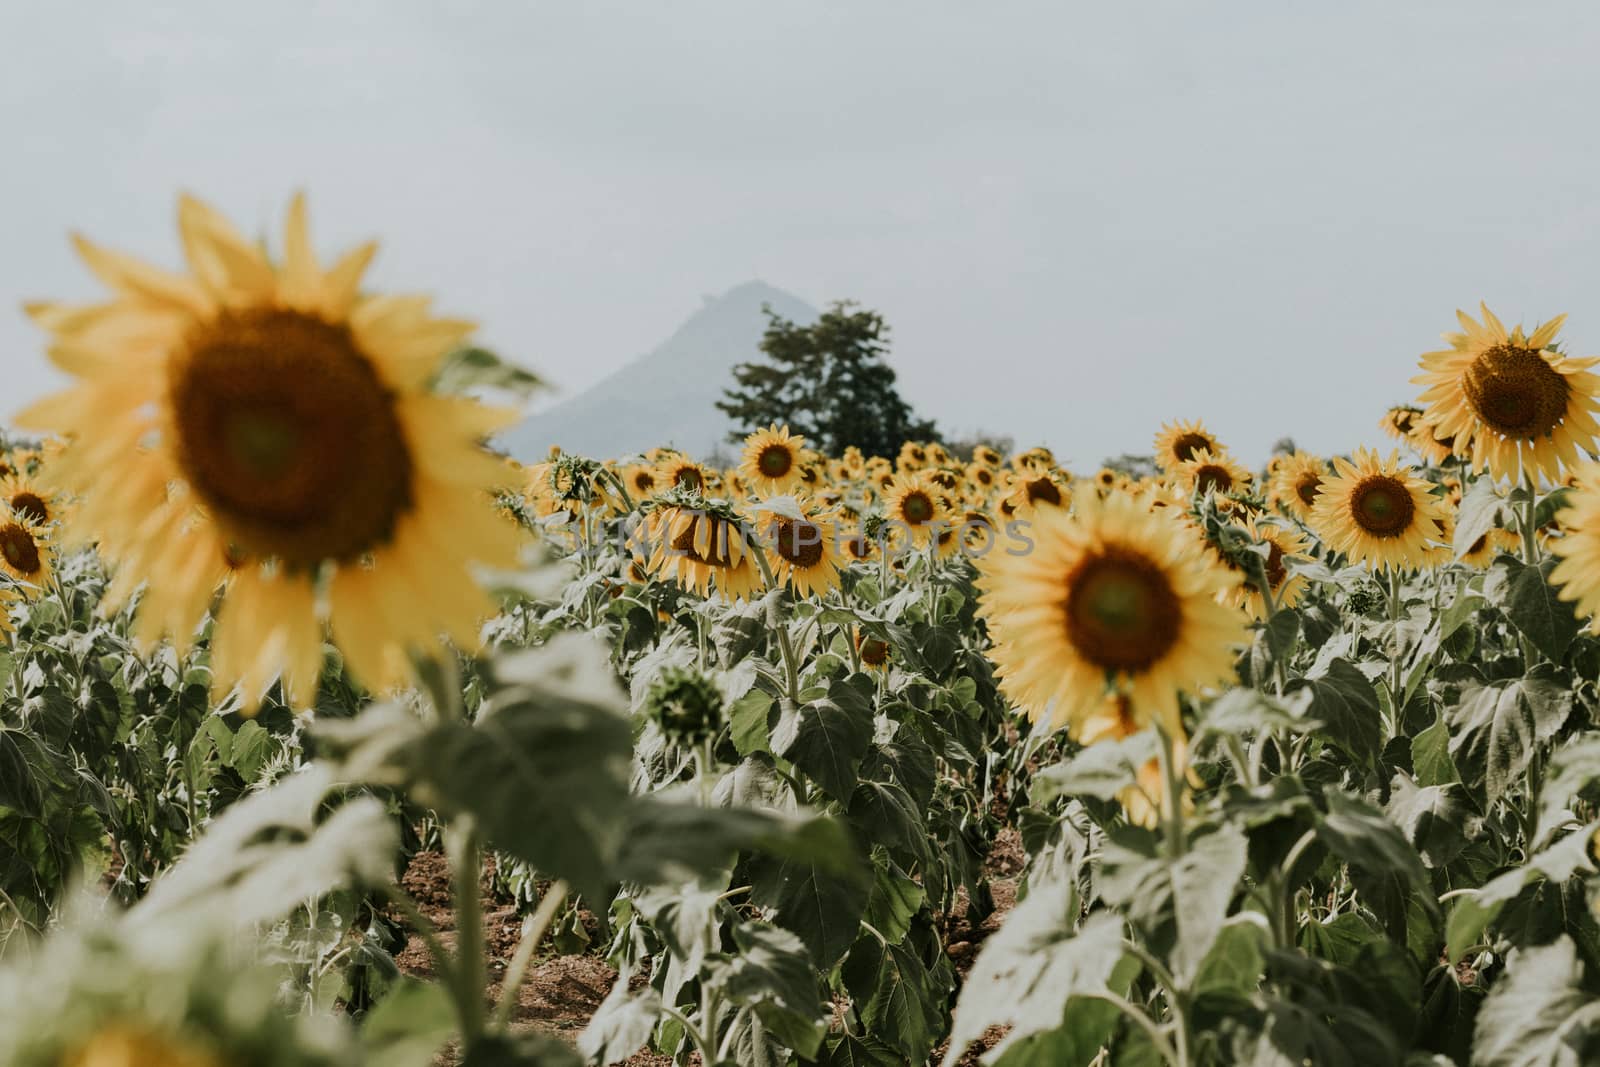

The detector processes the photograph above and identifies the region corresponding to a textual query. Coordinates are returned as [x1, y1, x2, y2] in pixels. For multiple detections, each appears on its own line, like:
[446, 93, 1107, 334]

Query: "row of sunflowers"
[0, 195, 1597, 1064]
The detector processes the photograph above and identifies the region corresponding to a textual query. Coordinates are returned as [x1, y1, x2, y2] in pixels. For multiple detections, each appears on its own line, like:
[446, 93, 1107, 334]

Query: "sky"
[5, 2, 1600, 466]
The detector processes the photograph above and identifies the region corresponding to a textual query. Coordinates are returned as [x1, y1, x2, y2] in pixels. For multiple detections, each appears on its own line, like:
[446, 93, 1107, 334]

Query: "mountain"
[503, 281, 817, 461]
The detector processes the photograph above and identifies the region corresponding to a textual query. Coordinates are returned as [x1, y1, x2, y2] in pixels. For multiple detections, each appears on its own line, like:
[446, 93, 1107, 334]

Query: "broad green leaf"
[1445, 823, 1597, 961]
[863, 859, 925, 945]
[1472, 937, 1600, 1067]
[714, 922, 830, 1059]
[941, 878, 1126, 1067]
[772, 677, 875, 803]
[1411, 711, 1459, 787]
[1535, 736, 1600, 846]
[730, 688, 774, 756]
[1385, 774, 1471, 869]
[362, 979, 457, 1067]
[1453, 478, 1505, 559]
[430, 345, 544, 402]
[1315, 789, 1438, 942]
[748, 852, 871, 970]
[1030, 731, 1158, 804]
[1485, 557, 1582, 663]
[578, 973, 662, 1065]
[841, 933, 948, 1064]
[1448, 666, 1572, 804]
[1193, 913, 1269, 996]
[1289, 659, 1381, 768]
[617, 789, 858, 885]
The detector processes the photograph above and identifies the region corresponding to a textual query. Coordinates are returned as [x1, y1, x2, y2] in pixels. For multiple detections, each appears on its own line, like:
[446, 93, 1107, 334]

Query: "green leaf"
[1453, 478, 1506, 559]
[362, 979, 457, 1067]
[617, 789, 858, 885]
[1198, 688, 1318, 740]
[1192, 914, 1269, 996]
[1315, 789, 1438, 942]
[1384, 774, 1471, 869]
[1448, 666, 1572, 805]
[578, 973, 662, 1065]
[863, 860, 925, 945]
[730, 689, 774, 756]
[1485, 556, 1582, 663]
[1535, 737, 1600, 846]
[1289, 658, 1381, 768]
[748, 852, 871, 970]
[1031, 732, 1159, 804]
[1099, 825, 1249, 983]
[815, 1035, 902, 1066]
[772, 678, 875, 803]
[1411, 711, 1459, 787]
[940, 882, 1126, 1067]
[842, 933, 947, 1064]
[1472, 937, 1600, 1067]
[1445, 823, 1597, 961]
[847, 780, 930, 866]
[715, 922, 830, 1059]
[135, 766, 396, 929]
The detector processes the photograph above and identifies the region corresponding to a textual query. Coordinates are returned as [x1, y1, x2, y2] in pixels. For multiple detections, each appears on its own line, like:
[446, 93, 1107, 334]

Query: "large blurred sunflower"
[976, 491, 1245, 735]
[1414, 304, 1600, 481]
[19, 195, 520, 707]
[1308, 448, 1446, 570]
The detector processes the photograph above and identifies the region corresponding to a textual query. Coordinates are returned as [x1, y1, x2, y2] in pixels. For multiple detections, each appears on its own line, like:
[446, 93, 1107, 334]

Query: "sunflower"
[752, 498, 843, 598]
[896, 441, 930, 471]
[1011, 446, 1056, 473]
[621, 462, 662, 500]
[657, 455, 708, 493]
[1176, 449, 1251, 499]
[1380, 404, 1425, 442]
[1216, 517, 1309, 619]
[0, 509, 54, 593]
[1308, 448, 1446, 571]
[1268, 451, 1328, 520]
[1459, 526, 1520, 569]
[1414, 304, 1600, 481]
[1001, 471, 1069, 518]
[647, 505, 761, 602]
[19, 194, 520, 708]
[1549, 462, 1600, 630]
[976, 490, 1246, 735]
[884, 474, 950, 547]
[854, 629, 891, 671]
[63, 1025, 224, 1067]
[0, 473, 56, 527]
[739, 425, 805, 496]
[972, 444, 1003, 468]
[1153, 419, 1223, 474]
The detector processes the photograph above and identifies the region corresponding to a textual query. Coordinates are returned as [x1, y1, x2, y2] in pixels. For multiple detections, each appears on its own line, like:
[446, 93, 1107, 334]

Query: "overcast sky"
[6, 2, 1600, 466]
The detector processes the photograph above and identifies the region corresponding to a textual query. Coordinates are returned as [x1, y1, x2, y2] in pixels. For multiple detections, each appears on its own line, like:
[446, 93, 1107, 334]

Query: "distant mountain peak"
[502, 282, 817, 462]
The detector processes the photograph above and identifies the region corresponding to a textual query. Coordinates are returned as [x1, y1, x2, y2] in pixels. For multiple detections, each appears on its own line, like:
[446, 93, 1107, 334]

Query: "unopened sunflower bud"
[644, 666, 724, 744]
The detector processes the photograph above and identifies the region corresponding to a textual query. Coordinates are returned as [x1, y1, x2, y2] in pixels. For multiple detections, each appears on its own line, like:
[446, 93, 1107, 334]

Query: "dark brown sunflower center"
[900, 491, 934, 525]
[1064, 548, 1182, 672]
[1194, 465, 1233, 495]
[1462, 345, 1570, 439]
[0, 523, 40, 576]
[757, 444, 793, 478]
[1172, 433, 1213, 463]
[169, 308, 412, 569]
[1468, 532, 1489, 556]
[1264, 540, 1287, 589]
[1295, 474, 1321, 507]
[673, 467, 703, 490]
[1025, 477, 1062, 507]
[976, 469, 992, 485]
[1349, 476, 1416, 537]
[633, 471, 656, 492]
[9, 492, 47, 525]
[669, 514, 737, 568]
[772, 518, 825, 568]
[859, 636, 890, 666]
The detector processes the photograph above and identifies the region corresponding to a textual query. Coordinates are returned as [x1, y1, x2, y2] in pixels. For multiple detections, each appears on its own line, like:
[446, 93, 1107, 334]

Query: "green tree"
[717, 302, 938, 458]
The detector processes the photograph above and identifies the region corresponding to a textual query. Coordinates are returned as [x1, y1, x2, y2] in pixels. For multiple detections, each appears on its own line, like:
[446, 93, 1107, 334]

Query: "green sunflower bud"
[644, 666, 724, 744]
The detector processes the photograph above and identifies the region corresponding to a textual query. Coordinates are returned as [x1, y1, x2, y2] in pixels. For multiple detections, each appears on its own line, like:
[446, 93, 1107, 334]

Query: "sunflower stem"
[752, 548, 802, 709]
[1519, 468, 1543, 667]
[446, 819, 487, 1043]
[1155, 719, 1186, 859]
[1386, 566, 1405, 730]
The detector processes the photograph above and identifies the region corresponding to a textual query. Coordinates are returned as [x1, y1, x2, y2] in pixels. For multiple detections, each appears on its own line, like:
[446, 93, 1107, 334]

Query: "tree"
[717, 302, 938, 458]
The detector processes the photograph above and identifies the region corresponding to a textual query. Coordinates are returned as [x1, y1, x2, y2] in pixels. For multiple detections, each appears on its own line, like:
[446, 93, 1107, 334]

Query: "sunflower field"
[4, 200, 1600, 1067]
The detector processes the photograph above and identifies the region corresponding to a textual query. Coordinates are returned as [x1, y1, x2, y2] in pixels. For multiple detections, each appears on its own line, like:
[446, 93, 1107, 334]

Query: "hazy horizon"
[7, 2, 1600, 464]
